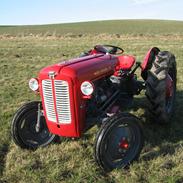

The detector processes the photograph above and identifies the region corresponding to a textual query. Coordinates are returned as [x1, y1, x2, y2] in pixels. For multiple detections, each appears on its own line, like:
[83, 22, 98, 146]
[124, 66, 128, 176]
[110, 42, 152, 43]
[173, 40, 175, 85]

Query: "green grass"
[0, 20, 183, 183]
[0, 19, 183, 36]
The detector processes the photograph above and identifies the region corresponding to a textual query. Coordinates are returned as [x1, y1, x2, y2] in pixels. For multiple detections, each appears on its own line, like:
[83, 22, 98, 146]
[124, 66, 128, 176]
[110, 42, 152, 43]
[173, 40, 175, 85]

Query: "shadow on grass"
[0, 113, 12, 178]
[54, 90, 183, 163]
[132, 90, 183, 162]
[0, 143, 10, 177]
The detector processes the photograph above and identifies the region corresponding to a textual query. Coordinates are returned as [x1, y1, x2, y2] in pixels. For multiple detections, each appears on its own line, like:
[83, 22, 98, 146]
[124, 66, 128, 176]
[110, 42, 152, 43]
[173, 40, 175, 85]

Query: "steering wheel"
[94, 45, 124, 55]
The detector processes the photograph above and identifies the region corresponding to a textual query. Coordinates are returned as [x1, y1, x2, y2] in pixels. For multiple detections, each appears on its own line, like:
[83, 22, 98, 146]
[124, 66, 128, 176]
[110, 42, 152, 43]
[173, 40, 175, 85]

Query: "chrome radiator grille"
[42, 79, 71, 124]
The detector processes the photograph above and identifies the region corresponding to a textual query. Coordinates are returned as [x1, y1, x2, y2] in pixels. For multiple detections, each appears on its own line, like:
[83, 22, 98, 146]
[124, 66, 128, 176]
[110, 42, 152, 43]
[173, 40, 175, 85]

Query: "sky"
[1, 0, 183, 25]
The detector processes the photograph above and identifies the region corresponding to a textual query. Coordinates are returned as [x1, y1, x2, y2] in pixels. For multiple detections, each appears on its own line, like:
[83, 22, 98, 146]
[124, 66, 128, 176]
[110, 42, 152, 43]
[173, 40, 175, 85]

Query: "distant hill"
[0, 19, 183, 36]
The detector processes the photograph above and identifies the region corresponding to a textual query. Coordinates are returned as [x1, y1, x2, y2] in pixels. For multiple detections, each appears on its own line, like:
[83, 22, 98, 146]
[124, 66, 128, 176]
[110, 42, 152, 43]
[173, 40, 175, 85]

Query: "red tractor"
[11, 45, 176, 171]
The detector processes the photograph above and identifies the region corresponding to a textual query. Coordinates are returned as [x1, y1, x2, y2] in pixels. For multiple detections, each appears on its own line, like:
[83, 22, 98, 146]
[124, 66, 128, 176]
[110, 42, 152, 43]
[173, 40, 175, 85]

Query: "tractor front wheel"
[94, 113, 144, 172]
[11, 101, 57, 149]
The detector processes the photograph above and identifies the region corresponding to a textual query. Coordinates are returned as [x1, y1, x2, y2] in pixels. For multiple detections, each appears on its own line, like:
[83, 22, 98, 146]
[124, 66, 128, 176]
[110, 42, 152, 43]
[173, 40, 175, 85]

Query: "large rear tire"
[145, 51, 177, 124]
[11, 101, 57, 149]
[94, 113, 144, 172]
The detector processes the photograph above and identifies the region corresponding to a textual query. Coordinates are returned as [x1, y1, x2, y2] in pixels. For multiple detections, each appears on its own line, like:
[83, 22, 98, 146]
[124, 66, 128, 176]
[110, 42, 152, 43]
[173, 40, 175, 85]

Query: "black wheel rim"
[102, 121, 141, 169]
[17, 108, 54, 148]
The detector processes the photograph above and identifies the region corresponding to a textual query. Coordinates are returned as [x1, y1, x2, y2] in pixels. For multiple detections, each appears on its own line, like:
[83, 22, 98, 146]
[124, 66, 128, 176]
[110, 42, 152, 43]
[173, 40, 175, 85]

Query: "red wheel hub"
[119, 138, 129, 149]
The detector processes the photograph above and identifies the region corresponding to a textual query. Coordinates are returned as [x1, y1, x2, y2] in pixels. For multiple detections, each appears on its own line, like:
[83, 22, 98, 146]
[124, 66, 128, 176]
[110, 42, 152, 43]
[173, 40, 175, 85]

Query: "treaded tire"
[11, 101, 57, 149]
[145, 51, 177, 124]
[94, 113, 144, 172]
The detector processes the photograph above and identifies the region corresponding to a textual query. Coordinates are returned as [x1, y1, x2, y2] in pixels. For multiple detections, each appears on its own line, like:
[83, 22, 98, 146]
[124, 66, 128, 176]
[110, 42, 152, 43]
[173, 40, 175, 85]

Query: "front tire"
[94, 113, 144, 172]
[11, 101, 57, 149]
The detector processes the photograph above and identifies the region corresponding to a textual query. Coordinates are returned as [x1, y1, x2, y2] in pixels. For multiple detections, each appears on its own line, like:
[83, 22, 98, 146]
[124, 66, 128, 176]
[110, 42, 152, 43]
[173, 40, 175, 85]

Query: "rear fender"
[141, 47, 160, 80]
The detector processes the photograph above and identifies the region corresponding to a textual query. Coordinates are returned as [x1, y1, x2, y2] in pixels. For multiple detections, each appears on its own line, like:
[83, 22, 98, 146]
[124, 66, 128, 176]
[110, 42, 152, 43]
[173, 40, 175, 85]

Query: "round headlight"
[29, 78, 39, 91]
[81, 81, 94, 96]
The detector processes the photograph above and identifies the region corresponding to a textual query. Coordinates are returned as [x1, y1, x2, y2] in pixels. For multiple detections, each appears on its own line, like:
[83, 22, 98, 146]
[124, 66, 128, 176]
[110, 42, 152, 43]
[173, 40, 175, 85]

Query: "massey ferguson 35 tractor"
[11, 45, 176, 171]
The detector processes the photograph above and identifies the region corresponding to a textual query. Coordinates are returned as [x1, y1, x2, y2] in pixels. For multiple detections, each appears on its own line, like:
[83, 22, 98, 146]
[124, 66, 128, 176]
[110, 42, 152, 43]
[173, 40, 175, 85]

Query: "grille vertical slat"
[54, 80, 71, 124]
[42, 79, 71, 124]
[42, 80, 57, 122]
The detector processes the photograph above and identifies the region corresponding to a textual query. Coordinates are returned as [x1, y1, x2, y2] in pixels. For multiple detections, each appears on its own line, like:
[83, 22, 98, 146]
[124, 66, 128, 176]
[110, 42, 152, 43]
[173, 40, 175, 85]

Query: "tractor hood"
[39, 54, 118, 82]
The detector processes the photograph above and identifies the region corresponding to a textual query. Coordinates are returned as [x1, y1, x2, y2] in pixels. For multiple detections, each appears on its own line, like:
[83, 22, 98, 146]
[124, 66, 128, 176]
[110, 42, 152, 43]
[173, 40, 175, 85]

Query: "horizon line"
[0, 18, 183, 27]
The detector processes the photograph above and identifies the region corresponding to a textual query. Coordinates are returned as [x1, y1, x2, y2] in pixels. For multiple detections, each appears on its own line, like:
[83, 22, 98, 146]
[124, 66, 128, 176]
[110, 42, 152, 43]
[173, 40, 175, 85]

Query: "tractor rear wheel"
[145, 51, 176, 124]
[94, 113, 144, 172]
[11, 101, 57, 149]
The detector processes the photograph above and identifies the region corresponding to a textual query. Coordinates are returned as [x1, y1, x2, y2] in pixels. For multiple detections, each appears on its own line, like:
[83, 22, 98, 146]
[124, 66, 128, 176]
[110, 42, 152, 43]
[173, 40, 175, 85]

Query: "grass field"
[0, 20, 183, 183]
[1, 19, 183, 36]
